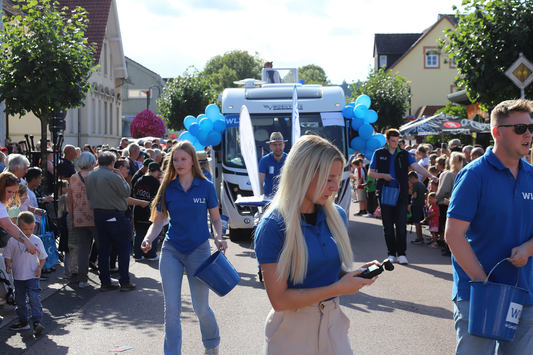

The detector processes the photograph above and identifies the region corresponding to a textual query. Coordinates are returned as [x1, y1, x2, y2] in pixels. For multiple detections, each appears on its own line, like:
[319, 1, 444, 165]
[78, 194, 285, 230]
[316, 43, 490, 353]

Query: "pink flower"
[130, 109, 166, 138]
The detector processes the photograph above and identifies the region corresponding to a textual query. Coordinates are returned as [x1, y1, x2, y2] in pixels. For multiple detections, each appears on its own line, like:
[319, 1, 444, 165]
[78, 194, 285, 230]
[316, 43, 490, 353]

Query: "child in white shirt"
[4, 211, 47, 335]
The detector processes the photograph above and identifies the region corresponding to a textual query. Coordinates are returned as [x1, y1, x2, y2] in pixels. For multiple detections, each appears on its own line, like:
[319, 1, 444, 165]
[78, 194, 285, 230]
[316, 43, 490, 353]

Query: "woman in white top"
[0, 172, 39, 254]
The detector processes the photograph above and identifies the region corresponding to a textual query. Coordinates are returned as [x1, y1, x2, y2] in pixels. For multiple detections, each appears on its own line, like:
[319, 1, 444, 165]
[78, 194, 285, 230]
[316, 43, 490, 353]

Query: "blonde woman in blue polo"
[141, 141, 228, 355]
[255, 135, 379, 354]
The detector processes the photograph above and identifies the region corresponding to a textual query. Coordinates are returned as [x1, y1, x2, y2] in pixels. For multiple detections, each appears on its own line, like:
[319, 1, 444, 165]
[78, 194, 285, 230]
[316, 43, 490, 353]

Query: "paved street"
[0, 205, 456, 354]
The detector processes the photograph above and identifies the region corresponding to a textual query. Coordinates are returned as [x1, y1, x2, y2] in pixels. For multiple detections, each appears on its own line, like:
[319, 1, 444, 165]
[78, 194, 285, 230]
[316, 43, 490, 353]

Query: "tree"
[130, 109, 166, 139]
[350, 68, 412, 132]
[157, 67, 219, 131]
[441, 0, 533, 108]
[435, 102, 468, 118]
[202, 50, 263, 94]
[298, 64, 330, 85]
[0, 0, 96, 178]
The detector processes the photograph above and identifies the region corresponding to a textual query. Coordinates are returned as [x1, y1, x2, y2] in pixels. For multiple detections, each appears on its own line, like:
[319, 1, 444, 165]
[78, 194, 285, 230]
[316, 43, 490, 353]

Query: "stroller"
[0, 253, 15, 306]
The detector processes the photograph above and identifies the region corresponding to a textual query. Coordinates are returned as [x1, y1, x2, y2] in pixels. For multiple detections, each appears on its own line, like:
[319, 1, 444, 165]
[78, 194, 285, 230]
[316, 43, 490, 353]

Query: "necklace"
[18, 242, 28, 254]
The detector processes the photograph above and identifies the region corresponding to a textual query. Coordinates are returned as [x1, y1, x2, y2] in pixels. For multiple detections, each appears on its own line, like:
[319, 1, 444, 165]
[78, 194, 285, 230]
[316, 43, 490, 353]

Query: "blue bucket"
[194, 250, 241, 297]
[381, 180, 400, 206]
[469, 259, 528, 341]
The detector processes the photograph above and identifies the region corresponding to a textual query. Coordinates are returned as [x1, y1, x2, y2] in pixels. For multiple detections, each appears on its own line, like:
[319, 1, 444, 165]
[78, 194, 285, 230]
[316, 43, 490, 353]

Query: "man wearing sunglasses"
[446, 99, 533, 354]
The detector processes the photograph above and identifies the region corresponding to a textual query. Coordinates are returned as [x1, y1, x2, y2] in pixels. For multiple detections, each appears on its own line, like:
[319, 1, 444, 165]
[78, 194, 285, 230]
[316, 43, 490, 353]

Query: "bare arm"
[141, 211, 167, 252]
[445, 217, 486, 281]
[209, 207, 228, 253]
[0, 217, 38, 254]
[261, 261, 378, 312]
[508, 238, 533, 267]
[127, 197, 149, 208]
[368, 168, 393, 181]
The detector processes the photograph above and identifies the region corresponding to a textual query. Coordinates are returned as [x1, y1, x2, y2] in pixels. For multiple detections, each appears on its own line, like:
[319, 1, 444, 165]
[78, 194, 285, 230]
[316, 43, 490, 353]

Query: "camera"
[356, 258, 394, 279]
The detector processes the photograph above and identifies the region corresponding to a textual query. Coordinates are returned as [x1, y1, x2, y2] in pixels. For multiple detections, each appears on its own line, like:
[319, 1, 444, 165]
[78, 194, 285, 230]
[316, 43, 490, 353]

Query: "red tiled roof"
[3, 0, 26, 17]
[56, 0, 112, 62]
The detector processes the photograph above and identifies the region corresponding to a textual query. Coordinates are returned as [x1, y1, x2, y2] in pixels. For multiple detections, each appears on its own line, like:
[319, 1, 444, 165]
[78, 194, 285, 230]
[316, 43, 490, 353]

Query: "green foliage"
[0, 0, 97, 120]
[350, 68, 411, 132]
[435, 102, 468, 118]
[441, 0, 533, 108]
[298, 64, 330, 85]
[202, 50, 263, 94]
[157, 67, 219, 131]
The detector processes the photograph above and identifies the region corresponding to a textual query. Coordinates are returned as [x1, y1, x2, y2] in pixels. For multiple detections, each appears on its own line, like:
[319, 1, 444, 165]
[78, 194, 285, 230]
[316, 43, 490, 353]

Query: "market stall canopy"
[399, 113, 491, 136]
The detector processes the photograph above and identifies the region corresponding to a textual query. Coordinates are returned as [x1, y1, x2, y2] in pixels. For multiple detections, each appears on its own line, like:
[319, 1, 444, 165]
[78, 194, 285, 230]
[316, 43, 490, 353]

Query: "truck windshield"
[223, 113, 346, 169]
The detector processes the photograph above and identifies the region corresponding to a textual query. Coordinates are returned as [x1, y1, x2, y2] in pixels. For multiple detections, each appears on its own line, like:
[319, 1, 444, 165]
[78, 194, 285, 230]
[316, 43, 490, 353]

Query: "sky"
[115, 0, 466, 85]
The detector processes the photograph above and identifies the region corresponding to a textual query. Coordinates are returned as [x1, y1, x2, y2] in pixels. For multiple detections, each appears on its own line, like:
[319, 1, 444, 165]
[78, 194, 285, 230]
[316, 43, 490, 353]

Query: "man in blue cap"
[258, 132, 287, 196]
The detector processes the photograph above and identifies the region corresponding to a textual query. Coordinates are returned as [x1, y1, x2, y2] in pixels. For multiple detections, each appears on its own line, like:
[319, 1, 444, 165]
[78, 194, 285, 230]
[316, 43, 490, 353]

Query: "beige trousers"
[263, 298, 353, 355]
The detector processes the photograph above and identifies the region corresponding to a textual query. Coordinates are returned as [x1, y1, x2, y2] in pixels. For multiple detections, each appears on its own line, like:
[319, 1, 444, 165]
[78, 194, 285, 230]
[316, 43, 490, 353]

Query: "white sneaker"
[362, 213, 373, 218]
[387, 255, 396, 263]
[79, 282, 89, 289]
[205, 346, 219, 355]
[397, 255, 408, 265]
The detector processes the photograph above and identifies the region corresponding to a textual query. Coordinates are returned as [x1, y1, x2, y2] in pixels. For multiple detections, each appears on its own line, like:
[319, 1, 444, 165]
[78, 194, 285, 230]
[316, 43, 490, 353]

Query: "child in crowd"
[422, 192, 440, 248]
[408, 172, 427, 244]
[8, 184, 27, 224]
[4, 212, 47, 335]
[351, 159, 367, 216]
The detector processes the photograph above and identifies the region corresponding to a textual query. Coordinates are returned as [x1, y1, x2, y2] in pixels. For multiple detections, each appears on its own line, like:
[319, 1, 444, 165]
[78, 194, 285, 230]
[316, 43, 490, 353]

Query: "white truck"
[213, 68, 352, 241]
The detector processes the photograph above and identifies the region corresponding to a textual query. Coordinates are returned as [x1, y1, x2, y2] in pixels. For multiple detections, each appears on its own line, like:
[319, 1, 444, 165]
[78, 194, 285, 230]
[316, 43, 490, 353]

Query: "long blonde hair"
[150, 141, 206, 220]
[268, 135, 354, 284]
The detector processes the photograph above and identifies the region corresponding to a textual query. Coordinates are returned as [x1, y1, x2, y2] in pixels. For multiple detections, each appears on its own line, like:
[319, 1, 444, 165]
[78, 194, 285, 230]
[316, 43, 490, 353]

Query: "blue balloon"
[199, 138, 210, 147]
[184, 115, 196, 130]
[196, 128, 209, 142]
[364, 149, 374, 159]
[366, 136, 382, 151]
[207, 130, 222, 146]
[342, 106, 355, 119]
[364, 109, 378, 124]
[192, 138, 205, 151]
[213, 119, 227, 132]
[179, 131, 194, 143]
[359, 123, 374, 140]
[351, 118, 365, 131]
[199, 117, 214, 131]
[350, 137, 366, 152]
[189, 122, 200, 136]
[197, 114, 207, 121]
[356, 94, 371, 109]
[347, 102, 356, 107]
[353, 104, 368, 119]
[348, 148, 355, 155]
[374, 133, 386, 146]
[205, 104, 221, 121]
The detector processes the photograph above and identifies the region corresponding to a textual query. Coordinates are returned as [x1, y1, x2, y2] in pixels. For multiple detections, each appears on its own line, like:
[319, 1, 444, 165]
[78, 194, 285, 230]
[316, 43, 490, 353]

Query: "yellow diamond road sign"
[505, 56, 533, 90]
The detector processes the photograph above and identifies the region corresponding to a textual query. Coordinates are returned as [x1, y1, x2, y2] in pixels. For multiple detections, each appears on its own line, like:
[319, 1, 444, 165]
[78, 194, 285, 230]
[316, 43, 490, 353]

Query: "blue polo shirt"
[254, 204, 346, 289]
[448, 147, 533, 305]
[369, 146, 416, 180]
[163, 177, 218, 254]
[258, 152, 287, 196]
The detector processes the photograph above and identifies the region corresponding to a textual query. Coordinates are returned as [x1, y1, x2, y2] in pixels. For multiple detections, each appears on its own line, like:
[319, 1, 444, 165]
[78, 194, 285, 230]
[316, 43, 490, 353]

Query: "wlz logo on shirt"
[193, 198, 206, 203]
[522, 192, 533, 200]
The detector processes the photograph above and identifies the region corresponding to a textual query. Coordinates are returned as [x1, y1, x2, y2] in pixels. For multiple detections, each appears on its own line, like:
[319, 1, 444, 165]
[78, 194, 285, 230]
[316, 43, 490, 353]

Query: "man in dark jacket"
[369, 129, 437, 265]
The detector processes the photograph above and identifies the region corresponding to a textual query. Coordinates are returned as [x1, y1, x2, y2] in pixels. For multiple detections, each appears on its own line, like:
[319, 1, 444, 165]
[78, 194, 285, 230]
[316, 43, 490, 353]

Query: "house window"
[379, 55, 387, 68]
[451, 85, 458, 93]
[128, 89, 152, 99]
[103, 43, 108, 76]
[91, 98, 96, 134]
[424, 47, 440, 69]
[450, 56, 457, 69]
[104, 102, 108, 135]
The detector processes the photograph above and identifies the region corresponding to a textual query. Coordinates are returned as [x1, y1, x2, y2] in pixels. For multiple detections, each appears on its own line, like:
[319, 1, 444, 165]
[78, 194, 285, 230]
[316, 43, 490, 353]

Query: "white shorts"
[263, 298, 353, 355]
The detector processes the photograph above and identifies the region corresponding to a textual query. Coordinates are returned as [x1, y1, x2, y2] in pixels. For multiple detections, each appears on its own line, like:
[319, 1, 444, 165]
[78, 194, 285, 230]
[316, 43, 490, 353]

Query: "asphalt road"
[0, 206, 457, 354]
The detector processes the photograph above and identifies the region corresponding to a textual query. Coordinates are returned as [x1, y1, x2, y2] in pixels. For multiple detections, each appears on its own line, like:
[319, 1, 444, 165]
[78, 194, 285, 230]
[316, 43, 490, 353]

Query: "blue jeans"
[454, 298, 533, 354]
[379, 199, 408, 257]
[14, 278, 43, 323]
[133, 222, 158, 259]
[159, 240, 220, 354]
[93, 210, 132, 286]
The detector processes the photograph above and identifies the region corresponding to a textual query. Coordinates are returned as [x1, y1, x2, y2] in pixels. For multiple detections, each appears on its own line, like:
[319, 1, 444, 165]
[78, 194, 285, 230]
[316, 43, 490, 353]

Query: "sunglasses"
[6, 176, 20, 183]
[498, 124, 533, 135]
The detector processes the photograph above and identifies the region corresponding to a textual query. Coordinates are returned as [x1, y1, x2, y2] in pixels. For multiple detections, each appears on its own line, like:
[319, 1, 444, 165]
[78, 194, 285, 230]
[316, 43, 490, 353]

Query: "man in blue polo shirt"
[369, 129, 437, 265]
[258, 132, 287, 196]
[446, 99, 533, 354]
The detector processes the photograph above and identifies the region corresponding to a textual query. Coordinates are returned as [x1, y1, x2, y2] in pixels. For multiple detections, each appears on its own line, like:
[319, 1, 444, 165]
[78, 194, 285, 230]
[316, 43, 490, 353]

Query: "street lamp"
[145, 84, 161, 110]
